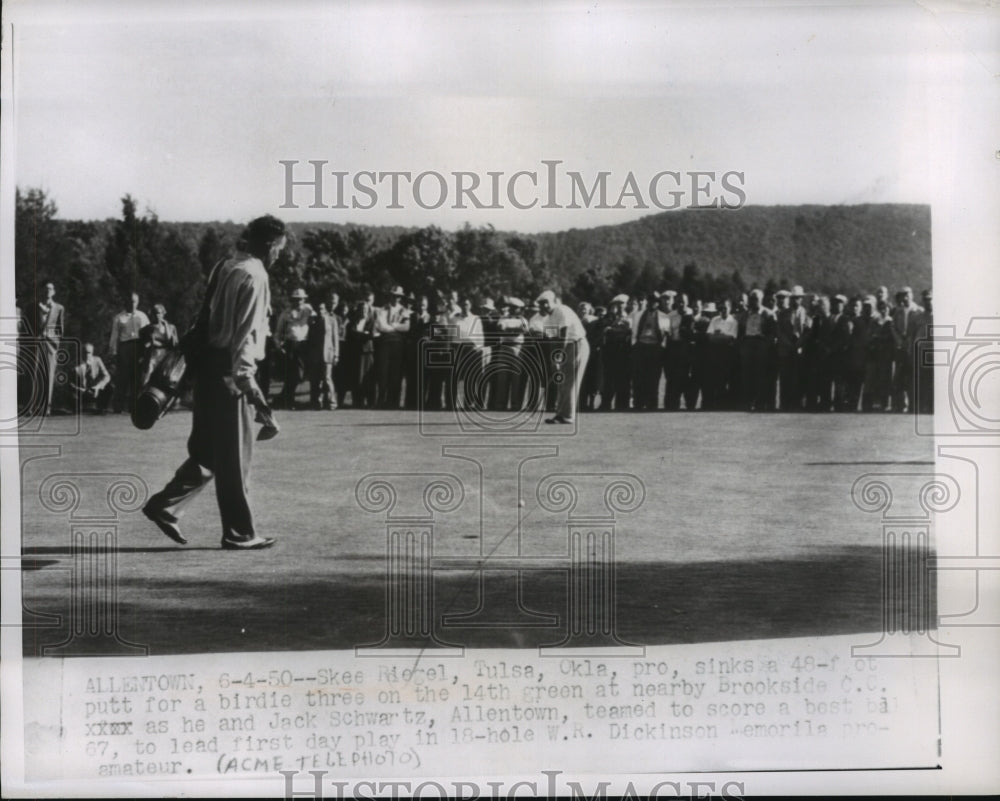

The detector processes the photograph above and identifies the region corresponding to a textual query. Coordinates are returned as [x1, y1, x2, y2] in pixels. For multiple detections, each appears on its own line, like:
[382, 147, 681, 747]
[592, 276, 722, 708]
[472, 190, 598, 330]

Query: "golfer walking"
[143, 215, 287, 550]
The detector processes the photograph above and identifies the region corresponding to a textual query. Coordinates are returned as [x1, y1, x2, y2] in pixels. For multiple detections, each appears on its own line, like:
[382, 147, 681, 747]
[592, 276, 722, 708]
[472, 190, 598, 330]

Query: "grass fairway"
[20, 408, 934, 655]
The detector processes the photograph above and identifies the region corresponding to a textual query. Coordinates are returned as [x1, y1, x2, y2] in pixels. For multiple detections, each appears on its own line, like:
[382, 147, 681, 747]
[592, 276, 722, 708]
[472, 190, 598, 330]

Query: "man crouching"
[143, 215, 287, 550]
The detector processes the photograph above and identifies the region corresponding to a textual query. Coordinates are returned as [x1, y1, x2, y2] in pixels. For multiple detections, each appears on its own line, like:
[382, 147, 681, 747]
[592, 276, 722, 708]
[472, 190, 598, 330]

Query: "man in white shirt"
[109, 291, 150, 415]
[143, 215, 287, 550]
[449, 296, 484, 410]
[536, 290, 589, 424]
[275, 288, 313, 409]
[704, 300, 737, 409]
[374, 286, 411, 408]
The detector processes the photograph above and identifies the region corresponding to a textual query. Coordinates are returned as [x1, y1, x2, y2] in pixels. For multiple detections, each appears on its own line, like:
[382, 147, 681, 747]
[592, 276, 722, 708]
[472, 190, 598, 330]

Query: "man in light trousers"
[536, 290, 589, 425]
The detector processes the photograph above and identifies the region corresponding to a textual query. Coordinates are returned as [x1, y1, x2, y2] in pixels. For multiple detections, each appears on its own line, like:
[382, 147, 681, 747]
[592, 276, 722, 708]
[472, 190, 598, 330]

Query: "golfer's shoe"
[544, 415, 571, 424]
[256, 422, 280, 441]
[142, 503, 187, 545]
[221, 535, 277, 550]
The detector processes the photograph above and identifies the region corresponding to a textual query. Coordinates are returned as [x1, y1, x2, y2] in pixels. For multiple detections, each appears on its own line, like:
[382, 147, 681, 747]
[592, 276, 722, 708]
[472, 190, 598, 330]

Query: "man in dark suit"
[374, 287, 410, 409]
[405, 295, 432, 410]
[600, 295, 633, 411]
[739, 289, 777, 411]
[632, 290, 670, 410]
[307, 298, 339, 410]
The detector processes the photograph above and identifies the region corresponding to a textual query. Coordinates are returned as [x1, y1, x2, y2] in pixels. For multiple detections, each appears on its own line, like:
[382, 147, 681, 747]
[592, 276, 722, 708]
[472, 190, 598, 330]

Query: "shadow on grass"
[22, 545, 933, 656]
[24, 545, 220, 554]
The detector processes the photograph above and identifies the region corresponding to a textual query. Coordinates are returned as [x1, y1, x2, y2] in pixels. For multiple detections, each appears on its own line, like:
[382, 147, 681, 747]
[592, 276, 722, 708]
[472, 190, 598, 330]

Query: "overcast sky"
[8, 0, 996, 231]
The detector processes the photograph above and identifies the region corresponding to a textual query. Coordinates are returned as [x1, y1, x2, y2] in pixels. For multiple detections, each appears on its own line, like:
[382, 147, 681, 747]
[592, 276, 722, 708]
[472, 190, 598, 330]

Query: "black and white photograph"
[2, 0, 998, 796]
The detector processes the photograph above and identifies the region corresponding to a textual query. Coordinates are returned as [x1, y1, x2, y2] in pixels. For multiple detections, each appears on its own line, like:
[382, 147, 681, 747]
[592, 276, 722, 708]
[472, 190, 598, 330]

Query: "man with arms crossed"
[143, 215, 287, 550]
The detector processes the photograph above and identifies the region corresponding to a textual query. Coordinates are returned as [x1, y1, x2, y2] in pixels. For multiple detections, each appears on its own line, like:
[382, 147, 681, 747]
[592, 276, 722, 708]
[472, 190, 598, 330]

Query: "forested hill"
[15, 188, 931, 349]
[184, 203, 932, 297]
[532, 204, 931, 298]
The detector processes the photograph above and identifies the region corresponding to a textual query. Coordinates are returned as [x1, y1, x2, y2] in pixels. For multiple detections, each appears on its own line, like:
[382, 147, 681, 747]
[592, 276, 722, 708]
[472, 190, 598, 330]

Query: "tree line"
[15, 188, 931, 351]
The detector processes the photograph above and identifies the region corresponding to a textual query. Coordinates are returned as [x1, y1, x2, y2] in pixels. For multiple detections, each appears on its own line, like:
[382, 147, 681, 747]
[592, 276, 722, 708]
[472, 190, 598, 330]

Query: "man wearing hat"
[536, 290, 589, 424]
[374, 286, 411, 409]
[275, 287, 314, 409]
[631, 289, 670, 410]
[600, 295, 633, 410]
[143, 214, 287, 550]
